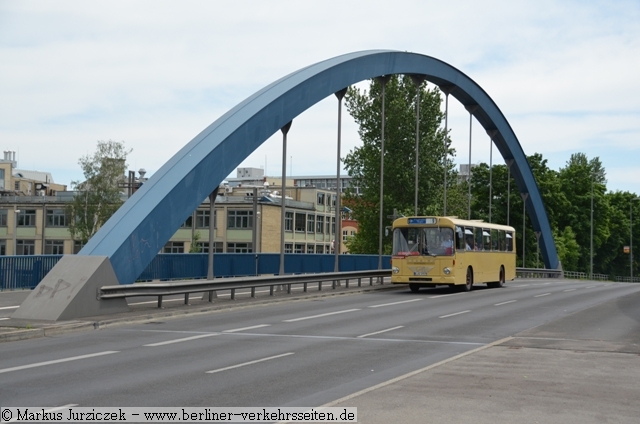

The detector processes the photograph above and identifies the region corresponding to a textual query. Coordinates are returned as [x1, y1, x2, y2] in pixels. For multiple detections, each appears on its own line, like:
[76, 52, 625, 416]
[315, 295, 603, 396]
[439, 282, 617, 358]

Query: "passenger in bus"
[465, 236, 474, 250]
[441, 233, 454, 255]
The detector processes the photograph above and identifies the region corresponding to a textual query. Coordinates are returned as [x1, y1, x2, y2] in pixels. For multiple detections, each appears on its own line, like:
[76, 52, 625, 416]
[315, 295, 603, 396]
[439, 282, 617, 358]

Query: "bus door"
[454, 226, 467, 281]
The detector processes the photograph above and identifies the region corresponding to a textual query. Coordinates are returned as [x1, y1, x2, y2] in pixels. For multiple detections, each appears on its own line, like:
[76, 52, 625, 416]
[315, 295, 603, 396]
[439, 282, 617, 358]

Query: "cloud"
[0, 0, 638, 196]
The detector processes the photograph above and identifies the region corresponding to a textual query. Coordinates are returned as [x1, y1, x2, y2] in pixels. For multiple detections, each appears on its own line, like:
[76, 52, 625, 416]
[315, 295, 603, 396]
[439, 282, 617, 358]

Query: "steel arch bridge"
[14, 50, 560, 321]
[84, 49, 561, 280]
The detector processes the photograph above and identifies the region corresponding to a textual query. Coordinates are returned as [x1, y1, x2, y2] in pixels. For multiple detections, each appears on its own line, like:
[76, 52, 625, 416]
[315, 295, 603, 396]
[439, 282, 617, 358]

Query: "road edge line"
[321, 336, 514, 408]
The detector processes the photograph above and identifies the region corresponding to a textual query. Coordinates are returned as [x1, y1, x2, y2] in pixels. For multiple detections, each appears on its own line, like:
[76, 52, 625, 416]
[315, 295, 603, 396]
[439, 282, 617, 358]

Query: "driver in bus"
[440, 233, 453, 248]
[441, 233, 454, 254]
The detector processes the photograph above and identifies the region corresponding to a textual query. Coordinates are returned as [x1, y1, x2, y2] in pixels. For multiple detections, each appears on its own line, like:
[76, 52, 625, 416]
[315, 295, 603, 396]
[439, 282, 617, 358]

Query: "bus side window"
[483, 229, 491, 251]
[465, 227, 474, 250]
[498, 230, 506, 251]
[474, 228, 484, 251]
[491, 229, 499, 251]
[506, 232, 514, 251]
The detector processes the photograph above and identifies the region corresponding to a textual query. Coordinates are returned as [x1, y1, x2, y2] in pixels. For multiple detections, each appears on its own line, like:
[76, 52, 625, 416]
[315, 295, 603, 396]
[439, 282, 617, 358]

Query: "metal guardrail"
[515, 267, 563, 278]
[563, 271, 611, 281]
[615, 276, 640, 283]
[99, 269, 390, 308]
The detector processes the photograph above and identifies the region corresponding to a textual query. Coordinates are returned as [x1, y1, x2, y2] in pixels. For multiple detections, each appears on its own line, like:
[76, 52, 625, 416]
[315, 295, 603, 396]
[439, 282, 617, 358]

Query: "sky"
[1, 0, 639, 195]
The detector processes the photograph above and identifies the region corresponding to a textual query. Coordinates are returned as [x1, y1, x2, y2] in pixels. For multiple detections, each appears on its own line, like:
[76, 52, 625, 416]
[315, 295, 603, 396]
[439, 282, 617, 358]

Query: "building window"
[294, 243, 304, 253]
[196, 241, 223, 253]
[46, 209, 67, 227]
[307, 244, 315, 253]
[307, 214, 315, 233]
[316, 244, 324, 254]
[227, 242, 252, 253]
[331, 217, 336, 235]
[0, 240, 5, 255]
[16, 240, 35, 255]
[317, 193, 325, 205]
[316, 215, 324, 234]
[285, 211, 293, 232]
[15, 181, 20, 191]
[45, 240, 64, 255]
[17, 210, 36, 227]
[164, 241, 184, 253]
[0, 210, 7, 227]
[284, 243, 292, 253]
[228, 210, 253, 229]
[195, 210, 211, 228]
[294, 212, 305, 232]
[180, 216, 193, 228]
[343, 230, 348, 241]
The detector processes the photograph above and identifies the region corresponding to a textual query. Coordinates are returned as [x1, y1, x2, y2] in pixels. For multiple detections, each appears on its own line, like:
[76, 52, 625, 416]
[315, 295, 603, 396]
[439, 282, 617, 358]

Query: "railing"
[563, 271, 611, 281]
[0, 255, 61, 290]
[99, 269, 390, 308]
[515, 267, 563, 278]
[0, 253, 391, 291]
[615, 276, 640, 283]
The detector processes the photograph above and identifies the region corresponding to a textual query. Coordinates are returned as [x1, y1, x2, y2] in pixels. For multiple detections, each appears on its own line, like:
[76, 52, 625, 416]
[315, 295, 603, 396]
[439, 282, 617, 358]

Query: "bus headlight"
[392, 267, 400, 274]
[443, 267, 451, 275]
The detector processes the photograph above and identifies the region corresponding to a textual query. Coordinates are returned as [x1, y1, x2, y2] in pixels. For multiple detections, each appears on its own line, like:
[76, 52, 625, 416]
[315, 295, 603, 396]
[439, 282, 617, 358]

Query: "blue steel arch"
[80, 50, 559, 284]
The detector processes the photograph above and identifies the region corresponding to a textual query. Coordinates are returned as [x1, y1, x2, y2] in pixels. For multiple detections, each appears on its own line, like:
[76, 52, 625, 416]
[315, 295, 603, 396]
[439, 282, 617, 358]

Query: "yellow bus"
[391, 216, 516, 292]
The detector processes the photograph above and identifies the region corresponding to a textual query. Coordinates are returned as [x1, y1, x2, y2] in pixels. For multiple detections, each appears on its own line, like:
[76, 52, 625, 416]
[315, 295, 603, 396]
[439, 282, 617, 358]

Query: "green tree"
[342, 75, 453, 254]
[553, 226, 580, 271]
[68, 140, 131, 244]
[601, 191, 638, 277]
[470, 153, 566, 267]
[190, 231, 202, 253]
[557, 153, 609, 273]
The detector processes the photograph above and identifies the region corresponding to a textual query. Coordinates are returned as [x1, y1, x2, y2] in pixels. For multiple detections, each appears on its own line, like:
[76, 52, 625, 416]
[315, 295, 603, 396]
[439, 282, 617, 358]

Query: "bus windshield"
[392, 227, 455, 257]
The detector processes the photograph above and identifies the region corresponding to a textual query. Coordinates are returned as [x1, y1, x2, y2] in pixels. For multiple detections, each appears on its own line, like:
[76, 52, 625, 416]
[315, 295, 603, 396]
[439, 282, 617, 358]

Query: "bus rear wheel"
[488, 266, 506, 288]
[409, 283, 420, 293]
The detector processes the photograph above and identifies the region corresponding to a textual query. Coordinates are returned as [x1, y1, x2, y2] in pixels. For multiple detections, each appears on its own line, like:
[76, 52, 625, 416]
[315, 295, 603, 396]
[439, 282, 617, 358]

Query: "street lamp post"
[590, 176, 594, 280]
[631, 197, 640, 280]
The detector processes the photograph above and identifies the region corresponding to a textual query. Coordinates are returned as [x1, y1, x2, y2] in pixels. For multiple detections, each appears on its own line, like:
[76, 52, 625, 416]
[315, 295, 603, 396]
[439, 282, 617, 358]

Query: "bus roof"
[392, 216, 515, 232]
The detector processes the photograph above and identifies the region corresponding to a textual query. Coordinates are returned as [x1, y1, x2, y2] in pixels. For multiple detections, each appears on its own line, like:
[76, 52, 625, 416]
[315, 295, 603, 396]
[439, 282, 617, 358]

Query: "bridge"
[13, 50, 560, 321]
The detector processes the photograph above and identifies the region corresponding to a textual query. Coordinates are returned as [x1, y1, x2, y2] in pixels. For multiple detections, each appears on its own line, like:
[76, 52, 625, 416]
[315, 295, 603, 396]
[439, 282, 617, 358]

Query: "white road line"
[514, 284, 530, 287]
[534, 293, 551, 297]
[563, 288, 577, 292]
[0, 317, 10, 321]
[144, 334, 218, 347]
[0, 305, 19, 310]
[368, 299, 422, 308]
[429, 292, 465, 299]
[222, 324, 271, 333]
[494, 300, 517, 306]
[439, 310, 471, 318]
[585, 285, 596, 288]
[357, 326, 404, 338]
[282, 309, 360, 322]
[0, 351, 118, 375]
[206, 352, 294, 374]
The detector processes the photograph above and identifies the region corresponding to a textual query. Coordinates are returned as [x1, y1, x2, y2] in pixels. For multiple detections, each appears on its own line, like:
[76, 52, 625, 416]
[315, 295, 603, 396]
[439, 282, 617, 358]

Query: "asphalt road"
[1, 279, 639, 416]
